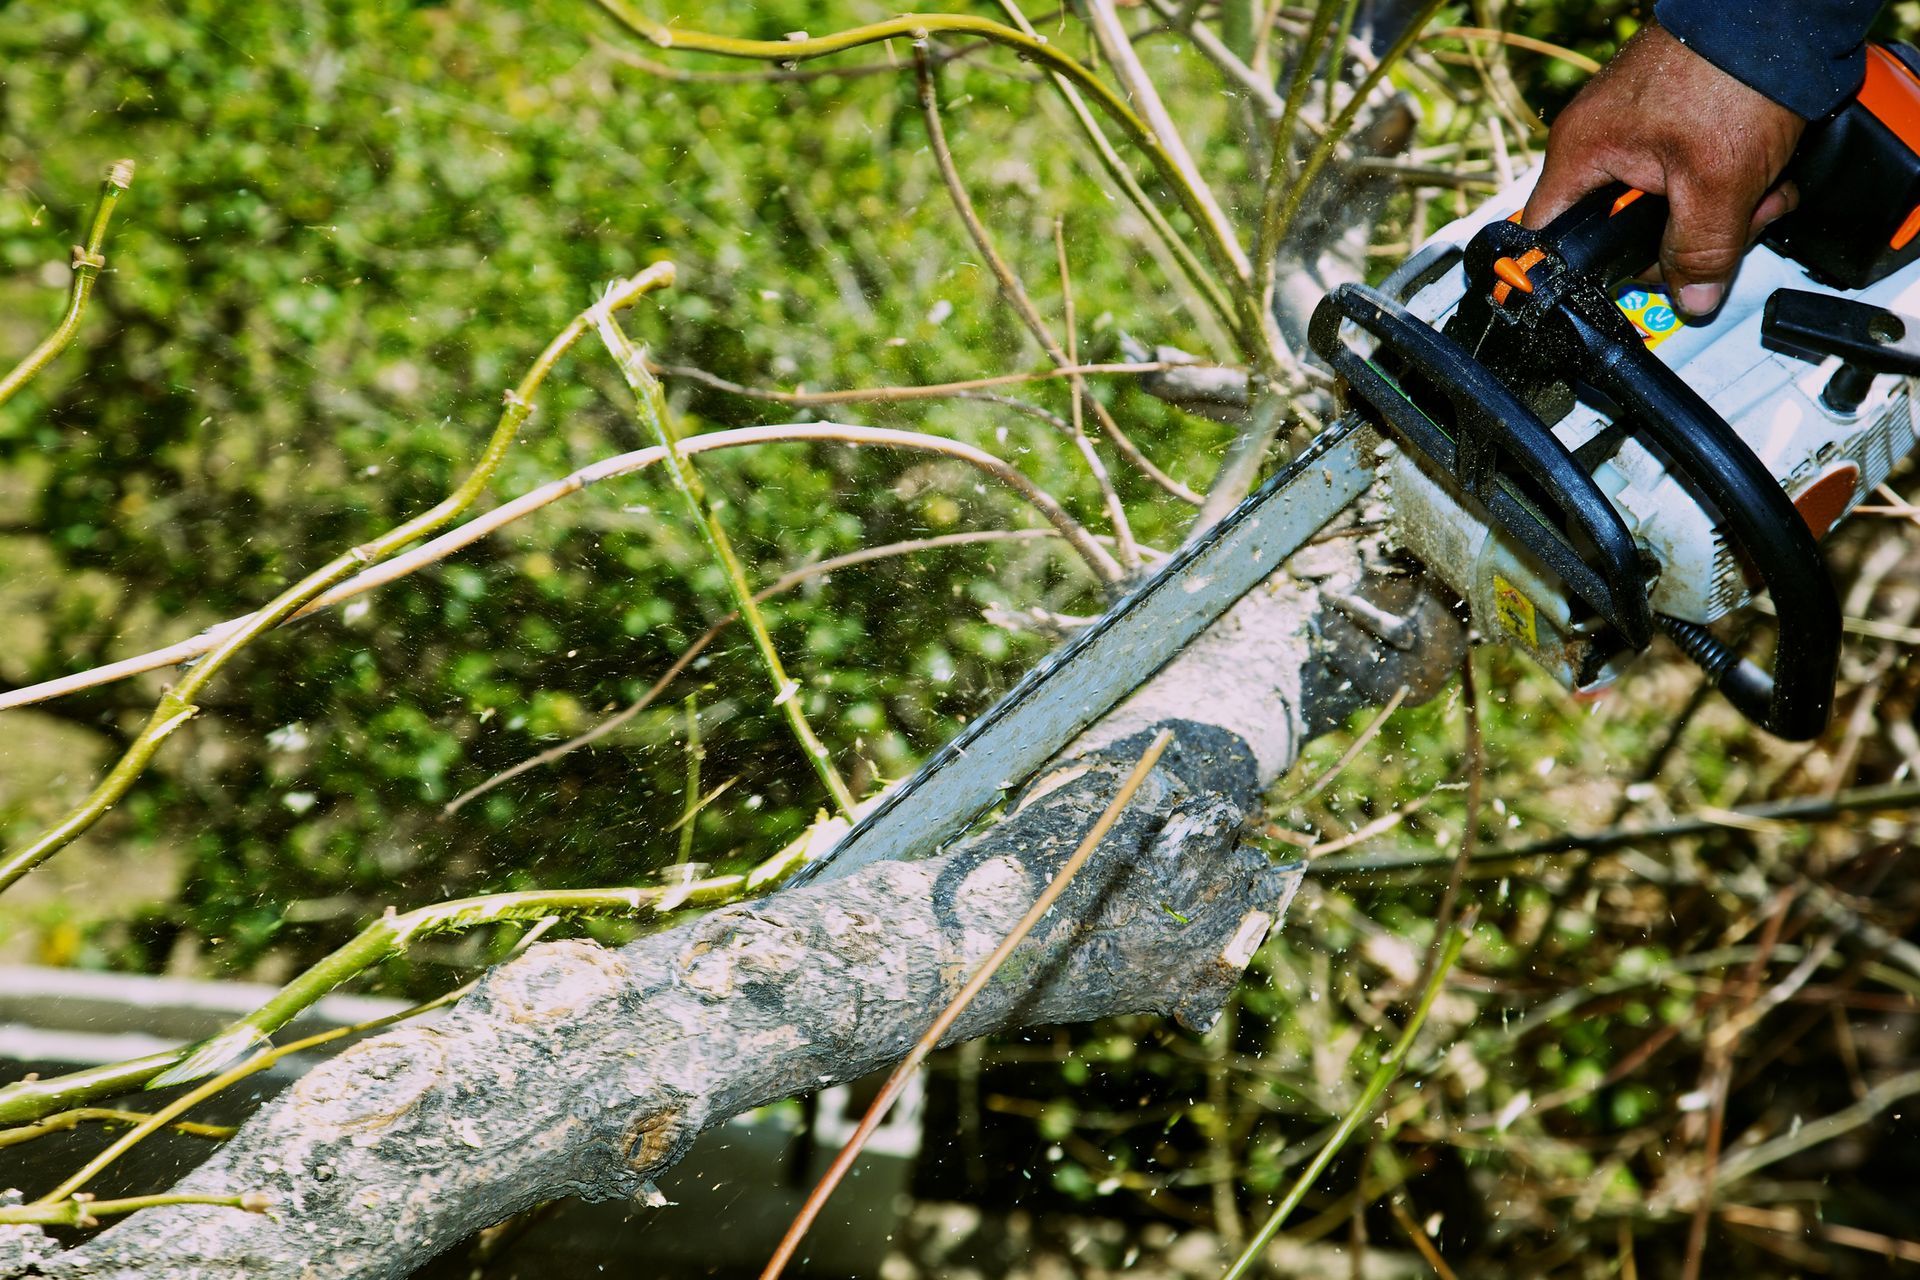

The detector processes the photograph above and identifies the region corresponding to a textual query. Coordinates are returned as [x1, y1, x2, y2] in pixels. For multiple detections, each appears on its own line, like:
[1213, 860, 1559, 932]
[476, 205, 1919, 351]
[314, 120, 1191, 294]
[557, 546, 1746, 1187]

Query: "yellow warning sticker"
[1491, 574, 1539, 647]
[1615, 285, 1686, 351]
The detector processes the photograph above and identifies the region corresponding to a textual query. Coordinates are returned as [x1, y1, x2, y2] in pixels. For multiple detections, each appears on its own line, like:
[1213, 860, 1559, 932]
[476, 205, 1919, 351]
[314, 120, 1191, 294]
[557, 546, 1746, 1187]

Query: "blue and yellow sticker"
[1615, 285, 1686, 351]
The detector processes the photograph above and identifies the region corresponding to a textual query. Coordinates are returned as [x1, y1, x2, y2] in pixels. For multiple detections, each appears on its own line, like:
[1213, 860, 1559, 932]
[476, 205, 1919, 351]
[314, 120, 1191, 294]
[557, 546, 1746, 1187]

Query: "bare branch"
[0, 421, 1122, 713]
[0, 161, 134, 409]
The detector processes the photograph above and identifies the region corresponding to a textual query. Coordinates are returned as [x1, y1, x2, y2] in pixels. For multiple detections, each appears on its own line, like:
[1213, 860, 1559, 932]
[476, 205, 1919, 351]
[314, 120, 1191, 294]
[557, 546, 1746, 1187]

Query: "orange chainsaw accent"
[1862, 46, 1920, 159]
[1894, 202, 1920, 252]
[1507, 209, 1524, 223]
[1610, 188, 1646, 215]
[1491, 247, 1548, 305]
[1793, 462, 1861, 540]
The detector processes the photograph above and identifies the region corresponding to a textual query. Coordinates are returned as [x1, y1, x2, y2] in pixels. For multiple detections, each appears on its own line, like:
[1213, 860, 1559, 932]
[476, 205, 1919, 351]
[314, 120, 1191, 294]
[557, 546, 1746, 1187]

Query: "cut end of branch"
[600, 261, 677, 315]
[149, 1026, 270, 1089]
[1219, 909, 1274, 971]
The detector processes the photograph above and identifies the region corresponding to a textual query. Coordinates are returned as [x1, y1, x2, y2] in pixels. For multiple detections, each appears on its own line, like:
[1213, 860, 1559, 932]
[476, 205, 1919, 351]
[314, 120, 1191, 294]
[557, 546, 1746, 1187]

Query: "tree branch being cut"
[14, 533, 1465, 1280]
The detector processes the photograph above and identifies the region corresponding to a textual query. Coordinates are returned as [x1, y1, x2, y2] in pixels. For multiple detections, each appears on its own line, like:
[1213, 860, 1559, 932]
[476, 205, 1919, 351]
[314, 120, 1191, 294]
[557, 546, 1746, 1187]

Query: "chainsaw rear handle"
[1524, 40, 1920, 293]
[1536, 184, 1671, 286]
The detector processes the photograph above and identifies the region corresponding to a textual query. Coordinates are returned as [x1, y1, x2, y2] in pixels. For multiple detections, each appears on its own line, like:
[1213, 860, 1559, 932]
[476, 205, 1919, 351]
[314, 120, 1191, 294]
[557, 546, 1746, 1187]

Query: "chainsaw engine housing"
[1378, 174, 1920, 698]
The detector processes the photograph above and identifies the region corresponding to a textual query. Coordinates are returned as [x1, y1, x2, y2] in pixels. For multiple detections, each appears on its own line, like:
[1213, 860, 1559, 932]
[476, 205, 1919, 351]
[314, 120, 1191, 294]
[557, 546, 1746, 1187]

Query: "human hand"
[1522, 21, 1807, 317]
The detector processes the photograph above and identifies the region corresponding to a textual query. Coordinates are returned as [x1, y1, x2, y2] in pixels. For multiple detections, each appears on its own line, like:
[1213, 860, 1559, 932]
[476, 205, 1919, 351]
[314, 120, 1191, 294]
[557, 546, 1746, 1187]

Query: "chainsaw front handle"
[1307, 284, 1652, 650]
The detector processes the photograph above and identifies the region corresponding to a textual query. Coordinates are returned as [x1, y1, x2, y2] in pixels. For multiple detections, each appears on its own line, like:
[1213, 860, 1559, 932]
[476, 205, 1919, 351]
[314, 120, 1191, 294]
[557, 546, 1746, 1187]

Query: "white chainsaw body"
[1381, 171, 1920, 694]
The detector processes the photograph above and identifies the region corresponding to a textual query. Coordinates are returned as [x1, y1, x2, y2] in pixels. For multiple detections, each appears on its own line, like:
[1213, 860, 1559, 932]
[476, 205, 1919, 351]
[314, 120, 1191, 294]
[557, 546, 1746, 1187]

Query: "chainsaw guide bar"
[788, 417, 1375, 886]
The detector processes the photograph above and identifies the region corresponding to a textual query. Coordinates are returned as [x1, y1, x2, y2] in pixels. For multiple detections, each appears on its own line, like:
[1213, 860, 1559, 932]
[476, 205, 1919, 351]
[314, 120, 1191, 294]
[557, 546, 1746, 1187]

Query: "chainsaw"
[790, 43, 1920, 887]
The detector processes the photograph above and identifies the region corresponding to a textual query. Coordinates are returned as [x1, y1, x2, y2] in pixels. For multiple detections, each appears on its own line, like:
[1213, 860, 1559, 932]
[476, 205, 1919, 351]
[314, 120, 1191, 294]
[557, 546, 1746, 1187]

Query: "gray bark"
[17, 538, 1464, 1280]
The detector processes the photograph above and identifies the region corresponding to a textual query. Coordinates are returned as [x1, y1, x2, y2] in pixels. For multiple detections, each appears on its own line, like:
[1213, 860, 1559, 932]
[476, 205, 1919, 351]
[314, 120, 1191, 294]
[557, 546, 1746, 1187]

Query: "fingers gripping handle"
[1545, 184, 1670, 283]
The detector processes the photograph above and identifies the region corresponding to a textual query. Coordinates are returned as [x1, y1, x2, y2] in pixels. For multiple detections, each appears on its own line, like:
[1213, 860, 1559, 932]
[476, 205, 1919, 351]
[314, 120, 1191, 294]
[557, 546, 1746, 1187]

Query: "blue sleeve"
[1652, 0, 1886, 118]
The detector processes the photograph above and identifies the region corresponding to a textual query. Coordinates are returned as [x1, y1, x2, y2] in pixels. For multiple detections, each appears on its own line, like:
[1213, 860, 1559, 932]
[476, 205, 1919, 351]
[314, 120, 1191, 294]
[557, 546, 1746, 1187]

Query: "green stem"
[1259, 0, 1448, 295]
[1251, 0, 1342, 327]
[589, 304, 857, 817]
[0, 264, 676, 897]
[0, 1191, 268, 1228]
[0, 852, 816, 1124]
[149, 881, 755, 1089]
[1321, 0, 1364, 117]
[0, 160, 134, 409]
[37, 987, 472, 1206]
[0, 1106, 232, 1149]
[1220, 0, 1258, 59]
[1220, 920, 1467, 1280]
[678, 693, 702, 865]
[991, 0, 1243, 348]
[590, 1, 1253, 353]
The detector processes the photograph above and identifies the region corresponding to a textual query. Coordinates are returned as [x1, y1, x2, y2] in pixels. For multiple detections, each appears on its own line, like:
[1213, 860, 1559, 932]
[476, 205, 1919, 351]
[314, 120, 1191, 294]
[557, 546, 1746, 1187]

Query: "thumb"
[1659, 176, 1756, 317]
[1521, 142, 1614, 230]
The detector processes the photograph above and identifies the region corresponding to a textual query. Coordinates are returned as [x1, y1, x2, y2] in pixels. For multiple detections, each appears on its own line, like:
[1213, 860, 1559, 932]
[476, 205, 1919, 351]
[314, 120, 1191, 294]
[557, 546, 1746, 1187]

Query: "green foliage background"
[7, 2, 1920, 1272]
[0, 0, 1659, 973]
[0, 0, 1249, 975]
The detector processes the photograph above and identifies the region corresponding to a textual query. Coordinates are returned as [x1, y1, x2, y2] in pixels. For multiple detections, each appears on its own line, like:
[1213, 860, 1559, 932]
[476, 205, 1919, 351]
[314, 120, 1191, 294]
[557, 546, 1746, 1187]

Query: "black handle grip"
[1546, 184, 1669, 284]
[1309, 284, 1652, 649]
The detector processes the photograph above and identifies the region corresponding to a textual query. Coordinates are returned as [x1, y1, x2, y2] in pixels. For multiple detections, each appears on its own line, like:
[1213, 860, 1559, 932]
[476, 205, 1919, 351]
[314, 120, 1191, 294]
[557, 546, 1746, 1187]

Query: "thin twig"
[1682, 888, 1794, 1280]
[0, 1106, 233, 1149]
[0, 266, 677, 897]
[1053, 214, 1143, 569]
[676, 694, 702, 864]
[1252, 0, 1341, 324]
[1426, 653, 1481, 971]
[1260, 0, 1449, 293]
[989, 0, 1242, 340]
[31, 984, 472, 1207]
[1386, 1195, 1459, 1280]
[1313, 778, 1920, 874]
[1279, 684, 1409, 807]
[955, 388, 1204, 506]
[0, 1191, 269, 1229]
[1140, 0, 1285, 117]
[1719, 1205, 1920, 1265]
[592, 1, 1252, 315]
[1221, 917, 1469, 1280]
[1301, 788, 1438, 857]
[1430, 25, 1601, 74]
[1321, 0, 1363, 118]
[654, 357, 1190, 405]
[1713, 1067, 1920, 1187]
[441, 529, 1090, 814]
[759, 728, 1176, 1280]
[595, 305, 856, 815]
[0, 160, 134, 409]
[1, 421, 1124, 714]
[1075, 0, 1251, 287]
[915, 48, 1140, 570]
[597, 32, 987, 83]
